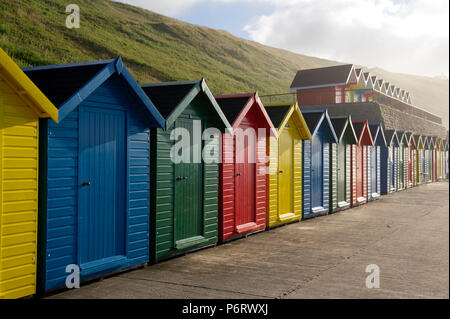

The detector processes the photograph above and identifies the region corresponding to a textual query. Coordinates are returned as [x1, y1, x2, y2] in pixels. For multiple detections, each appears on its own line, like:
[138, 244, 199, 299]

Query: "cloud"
[243, 0, 449, 77]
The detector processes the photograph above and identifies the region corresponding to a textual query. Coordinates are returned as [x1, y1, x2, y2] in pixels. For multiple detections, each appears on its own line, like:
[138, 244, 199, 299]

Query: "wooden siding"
[330, 143, 337, 211]
[302, 140, 312, 216]
[267, 135, 278, 226]
[0, 80, 39, 299]
[219, 132, 234, 240]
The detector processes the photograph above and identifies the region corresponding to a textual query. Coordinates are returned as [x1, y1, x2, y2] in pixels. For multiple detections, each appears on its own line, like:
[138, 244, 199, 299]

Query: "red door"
[234, 119, 256, 233]
[356, 145, 364, 199]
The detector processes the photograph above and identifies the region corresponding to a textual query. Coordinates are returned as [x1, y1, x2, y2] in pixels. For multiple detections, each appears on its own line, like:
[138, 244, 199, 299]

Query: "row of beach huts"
[0, 48, 448, 298]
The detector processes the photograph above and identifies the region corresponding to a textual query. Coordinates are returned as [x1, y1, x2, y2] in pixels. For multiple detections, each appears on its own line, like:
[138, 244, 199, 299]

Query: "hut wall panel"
[219, 133, 234, 241]
[293, 137, 302, 217]
[0, 81, 39, 299]
[351, 145, 357, 205]
[267, 136, 278, 226]
[367, 147, 372, 198]
[345, 144, 351, 202]
[255, 134, 267, 229]
[302, 140, 312, 215]
[323, 143, 330, 212]
[380, 147, 387, 194]
[376, 146, 381, 194]
[330, 143, 337, 211]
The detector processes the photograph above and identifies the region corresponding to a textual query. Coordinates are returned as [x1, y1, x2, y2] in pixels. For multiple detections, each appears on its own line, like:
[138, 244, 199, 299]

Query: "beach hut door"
[174, 118, 205, 249]
[78, 107, 127, 274]
[370, 147, 377, 197]
[278, 126, 294, 220]
[234, 122, 256, 233]
[337, 143, 346, 205]
[311, 132, 323, 210]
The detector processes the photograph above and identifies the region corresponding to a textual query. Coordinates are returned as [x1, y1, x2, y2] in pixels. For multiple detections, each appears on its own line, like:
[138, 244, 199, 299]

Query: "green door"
[337, 142, 346, 204]
[174, 118, 204, 250]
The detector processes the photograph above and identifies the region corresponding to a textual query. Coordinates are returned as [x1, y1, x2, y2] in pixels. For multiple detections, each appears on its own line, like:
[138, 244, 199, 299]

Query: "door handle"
[236, 173, 241, 176]
[279, 170, 283, 173]
[176, 176, 183, 181]
[82, 181, 91, 187]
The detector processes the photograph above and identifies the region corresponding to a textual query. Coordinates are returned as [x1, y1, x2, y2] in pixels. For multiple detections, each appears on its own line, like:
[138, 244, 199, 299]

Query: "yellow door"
[278, 120, 301, 222]
[278, 126, 293, 218]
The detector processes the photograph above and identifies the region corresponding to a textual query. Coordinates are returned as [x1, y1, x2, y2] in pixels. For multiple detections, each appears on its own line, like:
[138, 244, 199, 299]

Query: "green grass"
[0, 0, 447, 127]
[0, 0, 337, 95]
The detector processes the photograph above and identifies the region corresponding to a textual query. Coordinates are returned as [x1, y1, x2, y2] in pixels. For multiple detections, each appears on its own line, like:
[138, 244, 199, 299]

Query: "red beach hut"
[351, 120, 374, 206]
[215, 93, 276, 242]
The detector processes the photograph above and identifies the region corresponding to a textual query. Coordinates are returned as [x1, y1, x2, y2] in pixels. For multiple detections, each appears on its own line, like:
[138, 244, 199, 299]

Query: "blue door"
[311, 131, 323, 209]
[78, 106, 127, 274]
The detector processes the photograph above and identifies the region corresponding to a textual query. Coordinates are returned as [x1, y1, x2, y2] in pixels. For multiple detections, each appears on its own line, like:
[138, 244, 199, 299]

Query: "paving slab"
[48, 182, 449, 299]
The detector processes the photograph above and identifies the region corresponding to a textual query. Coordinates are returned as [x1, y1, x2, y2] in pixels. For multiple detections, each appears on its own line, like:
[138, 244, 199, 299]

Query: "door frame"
[173, 117, 207, 249]
[77, 104, 129, 275]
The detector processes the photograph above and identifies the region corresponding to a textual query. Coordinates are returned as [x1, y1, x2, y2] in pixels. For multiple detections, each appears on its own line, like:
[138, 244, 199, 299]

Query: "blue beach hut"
[301, 110, 338, 219]
[23, 57, 164, 292]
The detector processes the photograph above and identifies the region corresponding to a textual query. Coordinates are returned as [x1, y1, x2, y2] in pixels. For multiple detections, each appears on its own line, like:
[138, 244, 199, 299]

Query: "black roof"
[413, 134, 422, 145]
[369, 124, 379, 140]
[23, 61, 110, 107]
[264, 106, 291, 128]
[330, 117, 348, 139]
[141, 82, 197, 119]
[384, 130, 397, 145]
[215, 96, 251, 125]
[302, 112, 323, 133]
[352, 122, 365, 139]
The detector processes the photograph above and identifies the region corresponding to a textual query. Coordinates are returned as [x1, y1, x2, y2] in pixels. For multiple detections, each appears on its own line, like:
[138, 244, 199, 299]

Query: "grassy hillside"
[0, 0, 448, 128]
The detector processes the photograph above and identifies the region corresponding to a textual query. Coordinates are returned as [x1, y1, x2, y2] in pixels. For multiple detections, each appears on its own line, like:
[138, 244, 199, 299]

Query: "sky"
[114, 0, 449, 78]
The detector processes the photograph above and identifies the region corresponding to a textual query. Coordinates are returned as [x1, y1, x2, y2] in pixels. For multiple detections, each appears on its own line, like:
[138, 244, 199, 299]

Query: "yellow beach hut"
[0, 48, 58, 299]
[264, 103, 311, 228]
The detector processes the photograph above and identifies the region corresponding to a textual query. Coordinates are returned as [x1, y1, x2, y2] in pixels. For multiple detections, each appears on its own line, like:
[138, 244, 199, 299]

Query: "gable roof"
[427, 136, 435, 149]
[142, 79, 231, 130]
[23, 56, 164, 128]
[290, 64, 354, 90]
[352, 120, 374, 146]
[413, 135, 424, 149]
[214, 92, 275, 135]
[0, 48, 58, 122]
[405, 132, 416, 149]
[264, 103, 311, 140]
[369, 123, 387, 147]
[384, 130, 400, 147]
[396, 130, 407, 146]
[301, 109, 338, 143]
[264, 105, 291, 128]
[331, 116, 358, 144]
